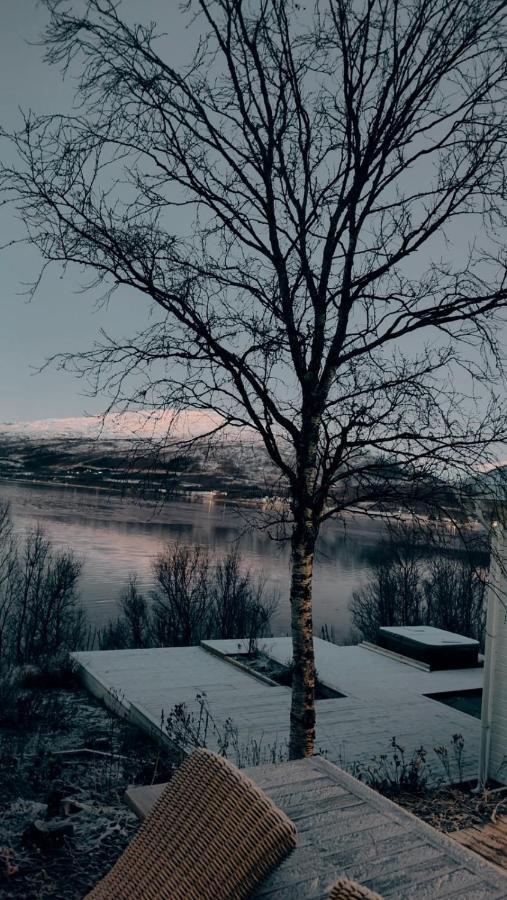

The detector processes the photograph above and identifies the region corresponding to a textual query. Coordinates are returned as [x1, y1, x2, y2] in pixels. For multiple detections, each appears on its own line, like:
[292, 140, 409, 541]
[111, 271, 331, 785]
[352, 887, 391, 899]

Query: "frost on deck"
[126, 756, 507, 899]
[73, 637, 483, 784]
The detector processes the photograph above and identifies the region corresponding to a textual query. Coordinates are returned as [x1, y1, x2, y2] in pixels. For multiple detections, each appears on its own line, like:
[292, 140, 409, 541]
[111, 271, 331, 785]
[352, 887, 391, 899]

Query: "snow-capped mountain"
[0, 410, 236, 442]
[0, 410, 272, 498]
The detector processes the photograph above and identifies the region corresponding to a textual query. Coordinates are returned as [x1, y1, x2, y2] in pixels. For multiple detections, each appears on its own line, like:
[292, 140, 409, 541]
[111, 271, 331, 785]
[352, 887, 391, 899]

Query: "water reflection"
[0, 479, 483, 640]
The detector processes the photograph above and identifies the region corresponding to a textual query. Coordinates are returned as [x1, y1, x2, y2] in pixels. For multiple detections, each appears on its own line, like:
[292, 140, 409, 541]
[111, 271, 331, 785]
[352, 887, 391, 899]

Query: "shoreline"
[0, 475, 487, 549]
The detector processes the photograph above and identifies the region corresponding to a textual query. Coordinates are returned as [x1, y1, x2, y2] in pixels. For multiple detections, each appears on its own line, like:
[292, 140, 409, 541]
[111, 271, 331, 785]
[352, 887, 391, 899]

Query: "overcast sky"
[0, 0, 191, 422]
[1, 1, 506, 427]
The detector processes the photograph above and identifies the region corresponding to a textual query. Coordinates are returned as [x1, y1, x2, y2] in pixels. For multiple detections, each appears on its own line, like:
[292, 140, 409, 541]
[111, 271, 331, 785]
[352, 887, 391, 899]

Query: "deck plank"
[73, 638, 483, 785]
[125, 757, 507, 899]
[452, 816, 507, 873]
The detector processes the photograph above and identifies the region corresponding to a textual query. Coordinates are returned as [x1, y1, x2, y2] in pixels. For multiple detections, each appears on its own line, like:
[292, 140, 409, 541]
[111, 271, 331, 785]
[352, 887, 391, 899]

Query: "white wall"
[479, 527, 507, 786]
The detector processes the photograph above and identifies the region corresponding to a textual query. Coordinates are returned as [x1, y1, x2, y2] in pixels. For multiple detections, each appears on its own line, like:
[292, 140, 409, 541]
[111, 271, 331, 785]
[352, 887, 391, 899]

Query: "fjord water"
[0, 480, 388, 639]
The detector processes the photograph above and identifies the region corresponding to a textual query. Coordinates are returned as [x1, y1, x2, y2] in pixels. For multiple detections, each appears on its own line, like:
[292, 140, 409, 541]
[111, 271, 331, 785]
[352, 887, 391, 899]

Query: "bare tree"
[7, 525, 84, 665]
[3, 0, 507, 755]
[151, 543, 276, 647]
[152, 545, 210, 646]
[0, 502, 17, 662]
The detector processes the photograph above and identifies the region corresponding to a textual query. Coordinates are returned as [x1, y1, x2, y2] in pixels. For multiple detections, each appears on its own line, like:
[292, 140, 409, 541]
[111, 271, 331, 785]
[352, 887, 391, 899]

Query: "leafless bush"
[0, 501, 17, 659]
[9, 525, 85, 665]
[350, 738, 429, 796]
[151, 545, 277, 648]
[211, 550, 277, 651]
[100, 575, 150, 650]
[98, 617, 130, 651]
[423, 558, 485, 644]
[347, 733, 468, 796]
[350, 532, 424, 642]
[434, 734, 466, 785]
[0, 666, 70, 729]
[121, 574, 150, 647]
[350, 534, 486, 645]
[152, 545, 210, 647]
[164, 692, 288, 769]
[320, 624, 362, 646]
[0, 505, 86, 668]
[100, 545, 277, 650]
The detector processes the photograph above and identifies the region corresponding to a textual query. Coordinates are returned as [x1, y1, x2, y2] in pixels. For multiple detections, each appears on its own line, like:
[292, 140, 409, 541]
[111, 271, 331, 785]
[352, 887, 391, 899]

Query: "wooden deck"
[73, 638, 483, 784]
[126, 756, 507, 899]
[453, 815, 507, 874]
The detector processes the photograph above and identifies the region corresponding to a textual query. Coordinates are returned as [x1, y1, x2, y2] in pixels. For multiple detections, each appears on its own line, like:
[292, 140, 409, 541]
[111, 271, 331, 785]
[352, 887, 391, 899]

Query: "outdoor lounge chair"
[84, 747, 297, 900]
[328, 877, 383, 899]
[85, 747, 383, 900]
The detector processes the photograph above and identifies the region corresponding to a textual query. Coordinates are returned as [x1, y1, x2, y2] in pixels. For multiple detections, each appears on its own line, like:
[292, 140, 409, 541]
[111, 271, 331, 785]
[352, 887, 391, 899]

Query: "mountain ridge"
[0, 410, 246, 442]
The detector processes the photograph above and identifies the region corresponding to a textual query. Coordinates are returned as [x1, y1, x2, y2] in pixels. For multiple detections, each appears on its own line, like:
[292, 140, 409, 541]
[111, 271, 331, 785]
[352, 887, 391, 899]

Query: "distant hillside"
[0, 414, 276, 500]
[0, 410, 249, 442]
[1, 413, 503, 522]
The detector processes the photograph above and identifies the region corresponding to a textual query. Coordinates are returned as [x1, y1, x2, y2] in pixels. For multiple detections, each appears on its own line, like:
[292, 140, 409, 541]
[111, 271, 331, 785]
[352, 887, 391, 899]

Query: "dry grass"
[395, 784, 507, 834]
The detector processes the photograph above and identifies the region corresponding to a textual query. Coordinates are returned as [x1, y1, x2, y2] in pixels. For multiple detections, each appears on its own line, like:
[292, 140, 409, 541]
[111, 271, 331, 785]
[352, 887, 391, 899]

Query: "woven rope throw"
[328, 876, 383, 899]
[85, 747, 297, 900]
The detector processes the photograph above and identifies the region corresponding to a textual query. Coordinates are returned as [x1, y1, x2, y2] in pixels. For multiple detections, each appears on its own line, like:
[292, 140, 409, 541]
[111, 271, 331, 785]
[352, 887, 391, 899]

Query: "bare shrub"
[423, 558, 485, 645]
[0, 509, 86, 668]
[100, 545, 277, 649]
[164, 693, 288, 769]
[320, 624, 361, 646]
[0, 501, 17, 659]
[152, 545, 277, 647]
[350, 532, 424, 642]
[348, 734, 468, 796]
[0, 667, 70, 729]
[100, 575, 150, 650]
[152, 545, 210, 647]
[351, 737, 429, 796]
[10, 526, 85, 665]
[211, 549, 277, 650]
[434, 734, 466, 785]
[121, 574, 150, 647]
[99, 617, 130, 651]
[350, 533, 486, 645]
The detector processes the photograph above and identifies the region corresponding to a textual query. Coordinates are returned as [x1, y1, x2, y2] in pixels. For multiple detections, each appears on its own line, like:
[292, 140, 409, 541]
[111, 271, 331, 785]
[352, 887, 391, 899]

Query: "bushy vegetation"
[0, 501, 86, 670]
[347, 733, 467, 796]
[99, 575, 150, 650]
[163, 692, 288, 769]
[350, 528, 486, 646]
[100, 545, 277, 650]
[0, 497, 275, 666]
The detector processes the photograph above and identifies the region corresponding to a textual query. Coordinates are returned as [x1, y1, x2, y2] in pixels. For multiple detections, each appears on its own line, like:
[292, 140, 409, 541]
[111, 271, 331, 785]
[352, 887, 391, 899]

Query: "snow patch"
[0, 410, 252, 442]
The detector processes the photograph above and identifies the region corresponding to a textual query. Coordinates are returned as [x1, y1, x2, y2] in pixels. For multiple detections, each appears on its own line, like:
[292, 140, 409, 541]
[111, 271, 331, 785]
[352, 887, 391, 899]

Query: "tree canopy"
[2, 0, 507, 755]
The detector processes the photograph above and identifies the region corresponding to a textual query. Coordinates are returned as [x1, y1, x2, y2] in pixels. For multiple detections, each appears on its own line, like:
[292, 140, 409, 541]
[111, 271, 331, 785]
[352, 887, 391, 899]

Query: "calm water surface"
[0, 480, 390, 639]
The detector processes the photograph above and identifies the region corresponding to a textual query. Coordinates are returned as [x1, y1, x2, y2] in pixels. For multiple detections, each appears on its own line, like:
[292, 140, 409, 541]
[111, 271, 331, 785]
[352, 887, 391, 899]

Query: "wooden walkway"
[126, 756, 507, 899]
[453, 815, 507, 874]
[73, 638, 483, 784]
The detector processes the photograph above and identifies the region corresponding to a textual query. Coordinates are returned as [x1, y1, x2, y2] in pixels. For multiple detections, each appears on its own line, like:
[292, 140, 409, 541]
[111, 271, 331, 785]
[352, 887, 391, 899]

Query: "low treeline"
[0, 500, 277, 671]
[99, 545, 277, 651]
[350, 526, 486, 648]
[0, 502, 85, 669]
[0, 498, 488, 677]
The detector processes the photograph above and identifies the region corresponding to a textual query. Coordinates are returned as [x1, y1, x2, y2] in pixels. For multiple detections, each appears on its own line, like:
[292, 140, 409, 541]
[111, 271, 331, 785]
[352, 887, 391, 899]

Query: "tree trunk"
[289, 511, 317, 759]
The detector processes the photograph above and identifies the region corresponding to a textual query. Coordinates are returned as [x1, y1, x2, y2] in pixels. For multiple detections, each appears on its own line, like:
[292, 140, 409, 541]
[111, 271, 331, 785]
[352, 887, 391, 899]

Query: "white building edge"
[478, 524, 507, 786]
